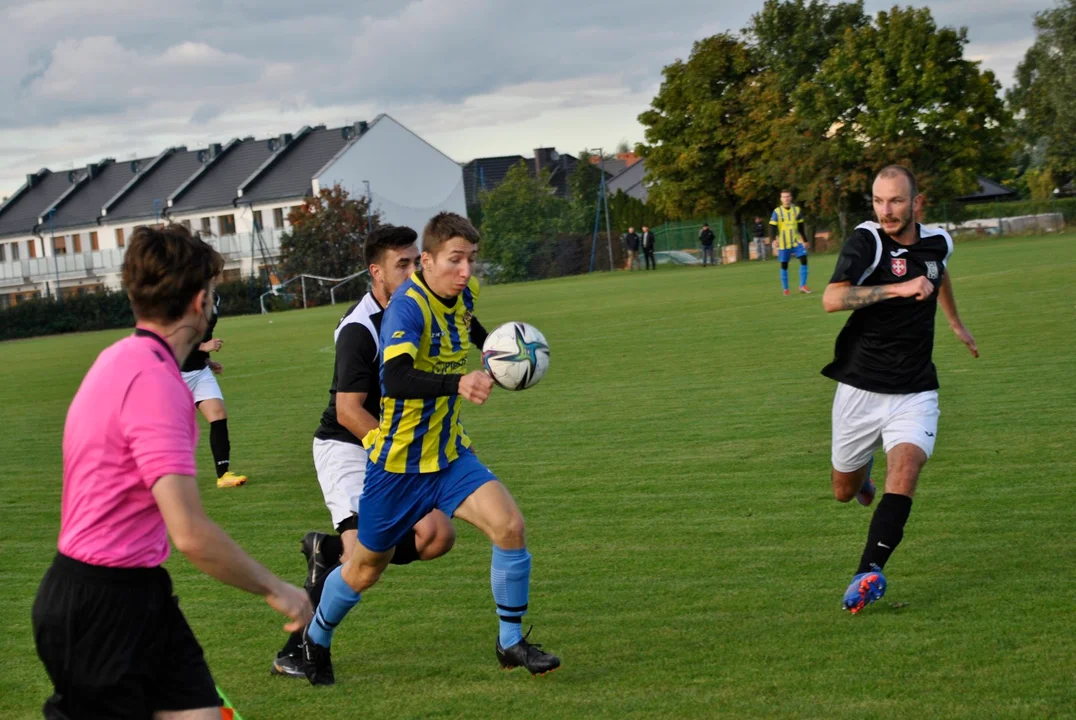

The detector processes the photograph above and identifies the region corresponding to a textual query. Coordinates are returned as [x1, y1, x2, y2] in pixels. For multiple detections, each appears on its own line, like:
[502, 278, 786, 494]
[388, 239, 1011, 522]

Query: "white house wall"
[313, 116, 466, 241]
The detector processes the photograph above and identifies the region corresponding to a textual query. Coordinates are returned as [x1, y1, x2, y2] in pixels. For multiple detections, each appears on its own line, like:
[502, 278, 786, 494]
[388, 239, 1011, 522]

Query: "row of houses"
[0, 116, 653, 308]
[0, 115, 468, 308]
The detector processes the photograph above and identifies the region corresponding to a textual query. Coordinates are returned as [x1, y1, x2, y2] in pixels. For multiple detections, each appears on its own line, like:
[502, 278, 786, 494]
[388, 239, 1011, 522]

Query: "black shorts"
[32, 554, 221, 719]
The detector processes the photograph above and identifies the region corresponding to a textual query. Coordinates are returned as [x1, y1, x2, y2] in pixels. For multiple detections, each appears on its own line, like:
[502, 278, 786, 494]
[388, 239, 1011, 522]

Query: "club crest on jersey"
[891, 258, 907, 277]
[463, 310, 473, 329]
[925, 261, 939, 280]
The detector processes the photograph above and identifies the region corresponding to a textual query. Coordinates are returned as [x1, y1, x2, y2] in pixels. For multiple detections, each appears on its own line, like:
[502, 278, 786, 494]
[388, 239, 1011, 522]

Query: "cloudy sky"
[0, 0, 1052, 197]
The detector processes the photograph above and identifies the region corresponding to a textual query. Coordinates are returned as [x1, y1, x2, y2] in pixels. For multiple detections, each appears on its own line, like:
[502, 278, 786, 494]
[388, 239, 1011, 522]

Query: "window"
[53, 236, 67, 255]
[116, 228, 125, 248]
[11, 242, 19, 260]
[201, 217, 212, 234]
[0, 244, 5, 263]
[273, 207, 285, 229]
[90, 231, 99, 251]
[217, 214, 236, 235]
[253, 210, 263, 231]
[28, 239, 37, 258]
[72, 234, 81, 253]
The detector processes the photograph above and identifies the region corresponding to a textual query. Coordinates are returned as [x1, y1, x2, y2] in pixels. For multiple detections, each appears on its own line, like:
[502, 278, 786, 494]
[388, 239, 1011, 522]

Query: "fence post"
[995, 198, 1003, 237]
[301, 276, 307, 309]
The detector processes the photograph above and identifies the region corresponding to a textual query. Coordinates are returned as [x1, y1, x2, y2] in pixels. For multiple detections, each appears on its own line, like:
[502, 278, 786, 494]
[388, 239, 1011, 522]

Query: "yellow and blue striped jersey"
[770, 205, 803, 250]
[367, 273, 480, 473]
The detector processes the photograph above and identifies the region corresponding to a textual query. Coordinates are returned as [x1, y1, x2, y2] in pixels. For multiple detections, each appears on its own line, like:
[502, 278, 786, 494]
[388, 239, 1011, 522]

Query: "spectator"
[753, 216, 768, 261]
[623, 227, 640, 271]
[699, 223, 716, 266]
[641, 226, 656, 270]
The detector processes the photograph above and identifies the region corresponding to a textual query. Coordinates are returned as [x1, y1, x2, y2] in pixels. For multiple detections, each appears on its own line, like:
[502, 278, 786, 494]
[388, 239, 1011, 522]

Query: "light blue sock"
[800, 264, 808, 287]
[307, 566, 360, 648]
[861, 456, 875, 490]
[491, 546, 530, 648]
[780, 267, 789, 291]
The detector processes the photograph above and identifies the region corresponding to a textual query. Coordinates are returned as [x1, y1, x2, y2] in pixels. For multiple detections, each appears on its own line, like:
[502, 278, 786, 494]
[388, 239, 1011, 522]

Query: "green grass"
[2, 235, 1074, 719]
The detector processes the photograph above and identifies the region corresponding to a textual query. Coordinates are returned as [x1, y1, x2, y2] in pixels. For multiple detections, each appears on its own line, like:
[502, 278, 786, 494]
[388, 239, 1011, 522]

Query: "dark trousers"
[702, 245, 715, 265]
[643, 248, 656, 270]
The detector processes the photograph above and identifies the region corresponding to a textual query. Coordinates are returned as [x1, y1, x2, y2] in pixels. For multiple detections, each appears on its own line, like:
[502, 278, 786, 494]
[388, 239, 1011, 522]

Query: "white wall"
[313, 115, 466, 242]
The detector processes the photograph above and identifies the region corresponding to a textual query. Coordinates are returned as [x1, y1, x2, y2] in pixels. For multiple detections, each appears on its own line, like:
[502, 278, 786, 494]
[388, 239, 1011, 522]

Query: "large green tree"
[280, 185, 378, 280]
[479, 162, 565, 282]
[1008, 0, 1076, 188]
[566, 152, 605, 233]
[794, 5, 1010, 222]
[638, 33, 757, 219]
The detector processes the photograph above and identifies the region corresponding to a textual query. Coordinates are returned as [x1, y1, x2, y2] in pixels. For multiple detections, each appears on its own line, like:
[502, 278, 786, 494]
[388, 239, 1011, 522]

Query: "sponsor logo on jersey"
[392, 330, 406, 339]
[891, 258, 907, 277]
[925, 261, 939, 279]
[890, 248, 909, 257]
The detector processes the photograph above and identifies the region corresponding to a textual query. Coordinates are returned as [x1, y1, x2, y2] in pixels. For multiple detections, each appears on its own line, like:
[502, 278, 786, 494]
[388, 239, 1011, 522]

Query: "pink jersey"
[58, 329, 198, 568]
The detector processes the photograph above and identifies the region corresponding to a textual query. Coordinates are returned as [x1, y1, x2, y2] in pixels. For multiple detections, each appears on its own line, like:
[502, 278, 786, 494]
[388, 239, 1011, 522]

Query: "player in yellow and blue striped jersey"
[301, 212, 560, 684]
[769, 189, 812, 295]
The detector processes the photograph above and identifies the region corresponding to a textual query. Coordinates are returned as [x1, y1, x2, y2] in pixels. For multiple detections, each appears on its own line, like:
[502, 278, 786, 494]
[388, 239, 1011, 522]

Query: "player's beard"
[879, 210, 913, 238]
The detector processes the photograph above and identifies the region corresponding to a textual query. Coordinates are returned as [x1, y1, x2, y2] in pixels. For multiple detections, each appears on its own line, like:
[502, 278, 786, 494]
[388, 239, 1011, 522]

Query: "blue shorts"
[777, 245, 807, 262]
[357, 449, 497, 553]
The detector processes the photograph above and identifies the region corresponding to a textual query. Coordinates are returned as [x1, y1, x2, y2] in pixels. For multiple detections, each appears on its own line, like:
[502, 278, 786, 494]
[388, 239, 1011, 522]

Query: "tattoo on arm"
[840, 285, 887, 310]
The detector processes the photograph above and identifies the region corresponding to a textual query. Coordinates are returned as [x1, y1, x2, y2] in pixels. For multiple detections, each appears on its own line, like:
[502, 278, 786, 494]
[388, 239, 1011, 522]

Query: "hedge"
[0, 277, 271, 342]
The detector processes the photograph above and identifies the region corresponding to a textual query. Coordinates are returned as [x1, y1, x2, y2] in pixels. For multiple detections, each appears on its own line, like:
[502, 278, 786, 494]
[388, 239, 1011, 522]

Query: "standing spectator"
[641, 226, 656, 270]
[753, 216, 768, 261]
[699, 223, 716, 266]
[623, 227, 640, 271]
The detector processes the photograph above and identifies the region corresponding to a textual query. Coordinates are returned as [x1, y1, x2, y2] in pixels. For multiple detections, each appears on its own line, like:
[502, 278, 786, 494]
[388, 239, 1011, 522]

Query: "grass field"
[1, 234, 1074, 719]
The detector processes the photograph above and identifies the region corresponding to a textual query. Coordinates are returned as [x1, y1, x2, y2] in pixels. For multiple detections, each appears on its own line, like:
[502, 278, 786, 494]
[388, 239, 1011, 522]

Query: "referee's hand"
[266, 581, 314, 632]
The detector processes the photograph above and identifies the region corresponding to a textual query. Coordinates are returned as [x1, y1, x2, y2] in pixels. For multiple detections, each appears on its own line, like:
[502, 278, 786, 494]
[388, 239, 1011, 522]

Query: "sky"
[0, 0, 1053, 197]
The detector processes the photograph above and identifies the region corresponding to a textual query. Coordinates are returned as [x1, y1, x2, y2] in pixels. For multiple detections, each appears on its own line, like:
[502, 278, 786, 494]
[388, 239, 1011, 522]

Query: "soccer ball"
[481, 322, 550, 391]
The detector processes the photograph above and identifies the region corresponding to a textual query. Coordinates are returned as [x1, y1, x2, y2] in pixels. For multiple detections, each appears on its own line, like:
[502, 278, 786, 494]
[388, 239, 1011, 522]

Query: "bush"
[0, 289, 133, 341]
[0, 277, 273, 342]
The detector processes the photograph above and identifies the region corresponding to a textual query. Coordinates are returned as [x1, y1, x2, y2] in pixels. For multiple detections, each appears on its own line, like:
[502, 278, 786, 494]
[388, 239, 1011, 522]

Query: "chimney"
[534, 148, 543, 174]
[26, 173, 38, 187]
[209, 143, 222, 158]
[357, 120, 369, 135]
[279, 133, 292, 147]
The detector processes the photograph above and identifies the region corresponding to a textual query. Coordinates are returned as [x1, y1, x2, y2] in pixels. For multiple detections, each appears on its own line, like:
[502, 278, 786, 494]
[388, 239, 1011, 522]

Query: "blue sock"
[307, 566, 360, 648]
[780, 268, 789, 290]
[800, 264, 808, 287]
[861, 456, 875, 490]
[491, 546, 530, 648]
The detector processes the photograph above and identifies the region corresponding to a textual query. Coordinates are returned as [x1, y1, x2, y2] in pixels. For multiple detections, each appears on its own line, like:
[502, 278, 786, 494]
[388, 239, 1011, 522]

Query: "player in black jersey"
[821, 165, 978, 613]
[271, 225, 456, 677]
[180, 298, 248, 488]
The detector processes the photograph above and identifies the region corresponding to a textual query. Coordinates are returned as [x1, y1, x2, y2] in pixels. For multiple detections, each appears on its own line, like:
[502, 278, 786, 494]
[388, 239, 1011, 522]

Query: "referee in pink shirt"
[32, 225, 311, 719]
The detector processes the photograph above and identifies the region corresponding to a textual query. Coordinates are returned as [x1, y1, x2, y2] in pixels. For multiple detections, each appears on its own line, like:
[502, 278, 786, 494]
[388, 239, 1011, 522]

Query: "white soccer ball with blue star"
[481, 322, 550, 391]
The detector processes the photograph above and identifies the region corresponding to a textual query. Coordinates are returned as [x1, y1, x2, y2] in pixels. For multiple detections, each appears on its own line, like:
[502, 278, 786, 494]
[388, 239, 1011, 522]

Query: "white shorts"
[312, 438, 367, 530]
[181, 367, 223, 405]
[831, 383, 940, 472]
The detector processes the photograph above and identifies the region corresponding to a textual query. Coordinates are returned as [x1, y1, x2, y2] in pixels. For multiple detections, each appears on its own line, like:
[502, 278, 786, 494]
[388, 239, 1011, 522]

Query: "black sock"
[856, 493, 913, 574]
[278, 534, 345, 657]
[209, 419, 230, 478]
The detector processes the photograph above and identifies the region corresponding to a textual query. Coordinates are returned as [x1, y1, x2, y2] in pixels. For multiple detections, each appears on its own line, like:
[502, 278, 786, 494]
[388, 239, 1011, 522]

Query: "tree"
[793, 5, 1011, 226]
[638, 34, 758, 219]
[566, 152, 605, 233]
[1008, 0, 1076, 188]
[479, 162, 566, 282]
[280, 185, 378, 280]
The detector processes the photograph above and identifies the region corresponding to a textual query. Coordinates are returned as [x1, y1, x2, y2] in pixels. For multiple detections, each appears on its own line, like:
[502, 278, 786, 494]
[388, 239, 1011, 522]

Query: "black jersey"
[180, 309, 218, 373]
[314, 293, 384, 445]
[821, 222, 953, 394]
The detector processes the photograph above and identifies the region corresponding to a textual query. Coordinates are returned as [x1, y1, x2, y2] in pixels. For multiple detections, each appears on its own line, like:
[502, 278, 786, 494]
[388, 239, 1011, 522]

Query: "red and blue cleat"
[843, 570, 887, 614]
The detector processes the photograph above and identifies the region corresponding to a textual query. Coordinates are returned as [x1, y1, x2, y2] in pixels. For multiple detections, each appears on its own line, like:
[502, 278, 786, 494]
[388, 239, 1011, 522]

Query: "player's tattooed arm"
[823, 282, 892, 312]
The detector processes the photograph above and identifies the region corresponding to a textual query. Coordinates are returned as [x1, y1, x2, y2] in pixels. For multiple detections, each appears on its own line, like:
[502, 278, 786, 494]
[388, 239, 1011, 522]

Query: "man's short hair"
[876, 165, 918, 198]
[422, 212, 480, 256]
[363, 224, 418, 266]
[122, 224, 223, 323]
[780, 189, 792, 196]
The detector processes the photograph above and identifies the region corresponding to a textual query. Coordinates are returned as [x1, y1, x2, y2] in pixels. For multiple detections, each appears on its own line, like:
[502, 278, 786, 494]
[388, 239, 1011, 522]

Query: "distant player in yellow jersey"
[769, 189, 812, 295]
[301, 212, 560, 685]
